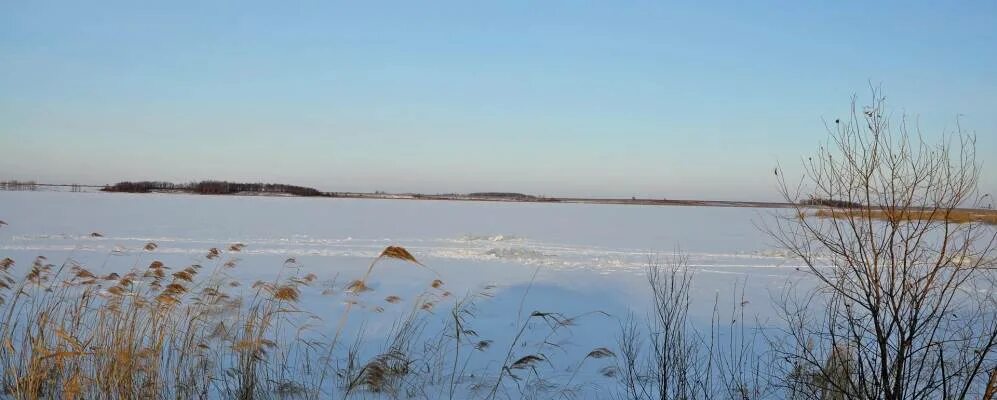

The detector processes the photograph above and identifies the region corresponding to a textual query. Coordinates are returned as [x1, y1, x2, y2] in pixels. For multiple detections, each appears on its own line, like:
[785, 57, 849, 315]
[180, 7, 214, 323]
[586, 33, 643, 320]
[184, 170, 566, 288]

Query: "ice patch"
[483, 247, 550, 262]
[457, 234, 522, 242]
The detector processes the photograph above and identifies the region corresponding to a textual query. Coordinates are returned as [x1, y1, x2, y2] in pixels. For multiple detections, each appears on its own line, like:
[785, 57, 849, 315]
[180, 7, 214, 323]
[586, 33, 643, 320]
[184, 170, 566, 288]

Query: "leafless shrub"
[767, 89, 997, 399]
[646, 254, 700, 400]
[618, 256, 773, 400]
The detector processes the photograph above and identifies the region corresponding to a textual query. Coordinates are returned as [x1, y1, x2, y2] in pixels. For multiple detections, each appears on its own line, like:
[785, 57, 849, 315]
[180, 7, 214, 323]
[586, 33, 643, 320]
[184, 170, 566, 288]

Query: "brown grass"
[273, 285, 300, 302]
[0, 241, 328, 399]
[984, 368, 997, 400]
[0, 240, 606, 399]
[813, 207, 997, 225]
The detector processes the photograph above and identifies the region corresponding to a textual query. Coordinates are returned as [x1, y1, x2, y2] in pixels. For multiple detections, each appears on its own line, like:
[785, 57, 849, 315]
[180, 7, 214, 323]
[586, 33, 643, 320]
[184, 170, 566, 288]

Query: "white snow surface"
[0, 191, 813, 398]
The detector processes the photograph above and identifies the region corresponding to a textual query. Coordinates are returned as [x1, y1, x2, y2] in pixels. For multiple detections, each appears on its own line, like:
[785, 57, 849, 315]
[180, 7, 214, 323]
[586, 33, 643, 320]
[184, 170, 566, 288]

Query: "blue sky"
[1, 1, 995, 200]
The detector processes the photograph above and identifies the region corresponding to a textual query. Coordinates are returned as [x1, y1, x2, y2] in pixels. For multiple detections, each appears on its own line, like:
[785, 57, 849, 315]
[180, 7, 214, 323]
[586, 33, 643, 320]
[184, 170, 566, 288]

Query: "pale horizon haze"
[2, 1, 996, 201]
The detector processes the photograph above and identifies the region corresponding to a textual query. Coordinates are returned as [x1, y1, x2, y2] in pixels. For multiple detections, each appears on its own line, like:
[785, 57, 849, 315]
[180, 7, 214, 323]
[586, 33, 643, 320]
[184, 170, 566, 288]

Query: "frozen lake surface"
[0, 190, 813, 397]
[0, 190, 806, 312]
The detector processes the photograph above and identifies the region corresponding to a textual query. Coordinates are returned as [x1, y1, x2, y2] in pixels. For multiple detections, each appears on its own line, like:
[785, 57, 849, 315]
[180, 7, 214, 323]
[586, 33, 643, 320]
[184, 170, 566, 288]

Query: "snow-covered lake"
[0, 190, 806, 310]
[0, 190, 813, 397]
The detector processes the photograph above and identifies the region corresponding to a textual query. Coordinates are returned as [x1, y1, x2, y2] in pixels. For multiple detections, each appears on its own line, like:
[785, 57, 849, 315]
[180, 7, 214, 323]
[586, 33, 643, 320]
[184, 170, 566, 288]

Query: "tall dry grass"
[0, 242, 323, 399]
[0, 239, 450, 399]
[813, 207, 997, 225]
[0, 237, 617, 399]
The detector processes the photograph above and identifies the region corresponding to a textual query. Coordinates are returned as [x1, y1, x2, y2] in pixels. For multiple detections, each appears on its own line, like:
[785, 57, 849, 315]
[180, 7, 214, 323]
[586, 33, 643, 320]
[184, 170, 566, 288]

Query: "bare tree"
[768, 89, 997, 399]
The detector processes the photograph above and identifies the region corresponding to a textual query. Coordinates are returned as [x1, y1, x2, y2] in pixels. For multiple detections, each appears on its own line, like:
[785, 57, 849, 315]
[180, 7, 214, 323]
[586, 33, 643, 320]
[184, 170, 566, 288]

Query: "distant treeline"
[0, 180, 38, 191]
[799, 197, 863, 208]
[466, 192, 538, 200]
[102, 181, 324, 196]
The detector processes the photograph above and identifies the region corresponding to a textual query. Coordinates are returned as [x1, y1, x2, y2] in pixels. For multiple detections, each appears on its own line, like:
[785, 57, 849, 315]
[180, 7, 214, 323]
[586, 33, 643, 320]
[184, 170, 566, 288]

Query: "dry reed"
[813, 207, 997, 225]
[0, 239, 607, 399]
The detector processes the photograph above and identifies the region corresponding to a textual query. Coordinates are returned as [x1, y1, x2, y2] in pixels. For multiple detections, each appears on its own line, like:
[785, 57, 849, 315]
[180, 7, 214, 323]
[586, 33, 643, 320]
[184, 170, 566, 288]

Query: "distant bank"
[2, 179, 793, 208]
[84, 180, 793, 209]
[4, 181, 995, 223]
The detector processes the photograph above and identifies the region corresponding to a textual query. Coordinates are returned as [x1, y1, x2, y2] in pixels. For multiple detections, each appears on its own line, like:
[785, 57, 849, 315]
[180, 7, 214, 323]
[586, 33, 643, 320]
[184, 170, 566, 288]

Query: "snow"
[0, 190, 812, 397]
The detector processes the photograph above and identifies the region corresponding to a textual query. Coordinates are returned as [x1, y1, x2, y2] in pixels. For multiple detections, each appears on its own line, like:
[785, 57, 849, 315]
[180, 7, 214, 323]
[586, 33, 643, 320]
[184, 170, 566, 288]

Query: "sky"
[1, 1, 995, 200]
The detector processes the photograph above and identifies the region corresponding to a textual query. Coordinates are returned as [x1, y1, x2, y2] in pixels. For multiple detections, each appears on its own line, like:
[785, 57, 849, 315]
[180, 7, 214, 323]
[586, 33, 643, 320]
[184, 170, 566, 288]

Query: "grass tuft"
[814, 207, 997, 225]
